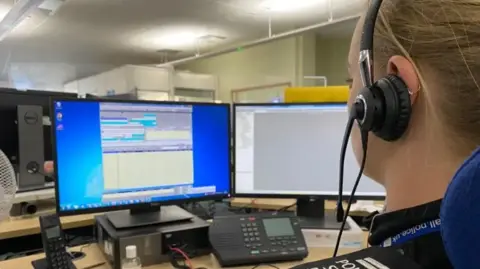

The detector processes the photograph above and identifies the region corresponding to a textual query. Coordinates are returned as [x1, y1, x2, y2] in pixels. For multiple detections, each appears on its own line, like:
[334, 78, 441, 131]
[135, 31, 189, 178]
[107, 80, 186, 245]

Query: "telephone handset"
[32, 214, 76, 269]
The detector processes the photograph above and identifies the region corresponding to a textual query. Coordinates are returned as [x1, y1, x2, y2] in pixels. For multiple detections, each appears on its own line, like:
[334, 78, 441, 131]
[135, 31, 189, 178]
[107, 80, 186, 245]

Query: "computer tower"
[16, 105, 46, 191]
[95, 211, 211, 269]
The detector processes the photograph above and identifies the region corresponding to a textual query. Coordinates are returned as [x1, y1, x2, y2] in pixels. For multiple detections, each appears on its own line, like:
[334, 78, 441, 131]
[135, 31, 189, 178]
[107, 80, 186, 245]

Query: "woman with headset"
[338, 0, 480, 268]
[45, 1, 475, 268]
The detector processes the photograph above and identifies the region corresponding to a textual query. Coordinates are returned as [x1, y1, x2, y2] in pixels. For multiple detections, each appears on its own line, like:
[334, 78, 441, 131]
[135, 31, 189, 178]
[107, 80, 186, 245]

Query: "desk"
[0, 198, 381, 240]
[0, 243, 363, 269]
[0, 213, 97, 240]
[230, 198, 384, 217]
[0, 200, 372, 268]
[231, 198, 299, 211]
[0, 199, 320, 240]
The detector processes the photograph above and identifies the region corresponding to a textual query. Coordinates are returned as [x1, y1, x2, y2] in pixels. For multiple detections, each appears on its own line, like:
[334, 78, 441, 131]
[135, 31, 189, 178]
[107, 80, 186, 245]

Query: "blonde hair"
[372, 0, 480, 155]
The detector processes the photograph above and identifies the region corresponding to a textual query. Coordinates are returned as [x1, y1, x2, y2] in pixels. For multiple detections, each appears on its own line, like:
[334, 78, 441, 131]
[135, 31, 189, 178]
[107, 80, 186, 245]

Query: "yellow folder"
[284, 86, 349, 103]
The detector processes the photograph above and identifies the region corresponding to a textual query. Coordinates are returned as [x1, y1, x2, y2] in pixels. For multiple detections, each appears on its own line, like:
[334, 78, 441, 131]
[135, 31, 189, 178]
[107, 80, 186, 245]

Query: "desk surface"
[0, 244, 360, 269]
[0, 199, 291, 240]
[230, 198, 383, 214]
[0, 213, 97, 240]
[0, 198, 382, 240]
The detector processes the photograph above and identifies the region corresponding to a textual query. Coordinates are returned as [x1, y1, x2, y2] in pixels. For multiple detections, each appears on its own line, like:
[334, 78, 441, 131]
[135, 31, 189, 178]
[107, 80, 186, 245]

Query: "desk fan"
[0, 149, 16, 220]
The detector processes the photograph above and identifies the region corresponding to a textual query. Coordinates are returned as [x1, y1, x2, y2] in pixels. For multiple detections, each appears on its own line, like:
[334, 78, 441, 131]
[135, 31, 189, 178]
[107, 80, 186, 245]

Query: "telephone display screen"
[262, 218, 294, 237]
[45, 226, 61, 239]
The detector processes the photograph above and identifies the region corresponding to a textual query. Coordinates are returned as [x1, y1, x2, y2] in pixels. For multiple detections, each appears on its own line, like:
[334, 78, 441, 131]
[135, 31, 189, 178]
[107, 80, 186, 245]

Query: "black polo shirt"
[366, 199, 452, 269]
[291, 199, 452, 269]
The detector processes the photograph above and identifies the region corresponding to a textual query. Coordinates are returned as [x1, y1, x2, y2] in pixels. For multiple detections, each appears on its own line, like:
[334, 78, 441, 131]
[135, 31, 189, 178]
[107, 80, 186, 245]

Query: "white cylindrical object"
[126, 245, 137, 259]
[105, 241, 112, 256]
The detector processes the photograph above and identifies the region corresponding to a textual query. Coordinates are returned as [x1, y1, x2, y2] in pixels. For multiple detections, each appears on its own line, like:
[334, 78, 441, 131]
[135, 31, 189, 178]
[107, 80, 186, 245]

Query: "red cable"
[170, 247, 193, 269]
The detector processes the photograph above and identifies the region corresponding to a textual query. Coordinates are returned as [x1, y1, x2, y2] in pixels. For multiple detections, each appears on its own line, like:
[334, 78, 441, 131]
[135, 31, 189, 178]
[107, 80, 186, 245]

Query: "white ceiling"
[0, 0, 363, 89]
[315, 18, 357, 38]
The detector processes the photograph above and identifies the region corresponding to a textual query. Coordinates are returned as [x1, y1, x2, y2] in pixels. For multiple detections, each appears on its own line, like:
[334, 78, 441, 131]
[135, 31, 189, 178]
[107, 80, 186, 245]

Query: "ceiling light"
[198, 35, 226, 43]
[10, 15, 30, 32]
[156, 31, 202, 49]
[38, 0, 65, 16]
[261, 0, 324, 12]
[0, 0, 44, 41]
[132, 26, 229, 52]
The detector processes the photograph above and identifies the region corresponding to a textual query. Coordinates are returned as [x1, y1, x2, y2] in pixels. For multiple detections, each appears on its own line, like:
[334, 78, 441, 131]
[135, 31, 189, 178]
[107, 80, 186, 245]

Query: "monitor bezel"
[50, 97, 232, 217]
[231, 102, 385, 201]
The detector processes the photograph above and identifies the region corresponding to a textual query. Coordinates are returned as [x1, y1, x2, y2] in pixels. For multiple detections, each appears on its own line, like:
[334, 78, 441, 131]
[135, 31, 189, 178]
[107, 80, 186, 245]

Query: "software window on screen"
[99, 103, 194, 198]
[235, 105, 385, 196]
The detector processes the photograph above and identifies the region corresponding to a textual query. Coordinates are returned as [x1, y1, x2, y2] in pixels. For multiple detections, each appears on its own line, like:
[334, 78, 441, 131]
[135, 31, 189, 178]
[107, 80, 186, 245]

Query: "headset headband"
[359, 0, 383, 87]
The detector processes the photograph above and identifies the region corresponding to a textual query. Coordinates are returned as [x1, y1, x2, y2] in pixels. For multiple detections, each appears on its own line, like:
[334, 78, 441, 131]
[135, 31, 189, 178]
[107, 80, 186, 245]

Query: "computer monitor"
[51, 98, 231, 229]
[0, 88, 81, 191]
[233, 103, 385, 229]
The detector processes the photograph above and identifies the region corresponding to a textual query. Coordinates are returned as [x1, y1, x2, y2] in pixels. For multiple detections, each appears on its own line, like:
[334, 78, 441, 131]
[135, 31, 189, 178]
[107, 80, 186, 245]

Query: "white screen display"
[234, 104, 385, 197]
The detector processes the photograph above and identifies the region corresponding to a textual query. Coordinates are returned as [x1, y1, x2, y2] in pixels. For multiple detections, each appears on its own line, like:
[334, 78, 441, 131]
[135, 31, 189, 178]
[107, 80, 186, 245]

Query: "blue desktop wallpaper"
[53, 101, 231, 212]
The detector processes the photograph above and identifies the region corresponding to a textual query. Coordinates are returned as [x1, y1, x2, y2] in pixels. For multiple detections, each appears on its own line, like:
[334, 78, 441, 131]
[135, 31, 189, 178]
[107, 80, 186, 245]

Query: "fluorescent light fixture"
[0, 0, 44, 41]
[135, 26, 228, 52]
[156, 31, 202, 49]
[11, 15, 30, 32]
[38, 0, 65, 15]
[261, 0, 324, 12]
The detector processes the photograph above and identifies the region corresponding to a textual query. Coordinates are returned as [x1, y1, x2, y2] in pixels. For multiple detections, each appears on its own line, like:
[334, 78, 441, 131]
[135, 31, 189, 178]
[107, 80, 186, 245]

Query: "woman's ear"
[387, 55, 420, 105]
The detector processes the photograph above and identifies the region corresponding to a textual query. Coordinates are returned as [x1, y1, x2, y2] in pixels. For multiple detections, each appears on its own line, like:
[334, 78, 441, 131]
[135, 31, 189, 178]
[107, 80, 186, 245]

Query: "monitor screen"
[234, 103, 385, 197]
[52, 99, 231, 214]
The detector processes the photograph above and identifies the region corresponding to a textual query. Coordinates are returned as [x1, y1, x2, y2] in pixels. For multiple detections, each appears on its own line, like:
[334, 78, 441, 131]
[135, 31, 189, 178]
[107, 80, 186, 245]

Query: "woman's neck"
[382, 154, 461, 212]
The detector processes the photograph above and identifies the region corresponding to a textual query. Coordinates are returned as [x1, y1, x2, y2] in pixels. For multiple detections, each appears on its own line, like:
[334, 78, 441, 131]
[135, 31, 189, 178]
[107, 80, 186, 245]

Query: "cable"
[227, 199, 258, 214]
[171, 247, 193, 269]
[335, 101, 364, 222]
[277, 203, 296, 212]
[168, 244, 209, 269]
[37, 170, 56, 181]
[80, 262, 106, 269]
[195, 201, 215, 219]
[333, 130, 369, 257]
[2, 247, 45, 260]
[69, 222, 96, 259]
[252, 264, 280, 269]
[336, 115, 356, 222]
[78, 242, 94, 253]
[169, 245, 194, 269]
[26, 167, 56, 181]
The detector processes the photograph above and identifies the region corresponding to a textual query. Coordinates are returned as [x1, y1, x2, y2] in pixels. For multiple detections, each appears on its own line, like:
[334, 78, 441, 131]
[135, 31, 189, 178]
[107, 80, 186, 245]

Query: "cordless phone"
[33, 214, 76, 269]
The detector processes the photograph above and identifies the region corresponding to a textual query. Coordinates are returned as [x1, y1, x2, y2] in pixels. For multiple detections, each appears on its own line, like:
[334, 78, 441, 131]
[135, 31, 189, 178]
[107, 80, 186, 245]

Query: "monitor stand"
[296, 198, 350, 230]
[106, 205, 193, 229]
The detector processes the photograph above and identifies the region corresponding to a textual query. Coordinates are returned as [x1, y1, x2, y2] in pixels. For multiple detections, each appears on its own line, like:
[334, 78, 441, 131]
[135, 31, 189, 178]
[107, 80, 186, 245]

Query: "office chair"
[441, 147, 480, 269]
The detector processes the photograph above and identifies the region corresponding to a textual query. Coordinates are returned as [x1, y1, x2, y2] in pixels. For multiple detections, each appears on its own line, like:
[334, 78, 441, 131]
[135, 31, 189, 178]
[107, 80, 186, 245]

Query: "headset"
[333, 0, 413, 257]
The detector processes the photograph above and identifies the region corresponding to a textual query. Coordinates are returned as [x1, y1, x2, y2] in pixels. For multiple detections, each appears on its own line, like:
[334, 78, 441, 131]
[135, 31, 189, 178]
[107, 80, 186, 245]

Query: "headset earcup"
[373, 75, 412, 141]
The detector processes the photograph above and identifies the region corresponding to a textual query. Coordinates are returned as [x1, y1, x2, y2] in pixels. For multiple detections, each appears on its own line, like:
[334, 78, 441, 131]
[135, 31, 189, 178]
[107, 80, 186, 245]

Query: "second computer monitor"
[233, 103, 385, 198]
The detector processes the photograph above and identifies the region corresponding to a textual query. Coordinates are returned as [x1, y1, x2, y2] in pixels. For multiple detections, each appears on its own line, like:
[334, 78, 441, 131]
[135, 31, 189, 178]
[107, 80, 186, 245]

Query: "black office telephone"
[32, 214, 76, 269]
[209, 212, 308, 267]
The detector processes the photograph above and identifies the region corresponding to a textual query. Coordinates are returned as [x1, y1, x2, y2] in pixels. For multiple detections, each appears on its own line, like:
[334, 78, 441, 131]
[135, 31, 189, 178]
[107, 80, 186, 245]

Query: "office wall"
[298, 32, 317, 87]
[315, 36, 351, 86]
[178, 33, 316, 102]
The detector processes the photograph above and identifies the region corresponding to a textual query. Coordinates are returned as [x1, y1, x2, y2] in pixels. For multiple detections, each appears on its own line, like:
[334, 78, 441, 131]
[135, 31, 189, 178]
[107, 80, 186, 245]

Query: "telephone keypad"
[240, 217, 303, 256]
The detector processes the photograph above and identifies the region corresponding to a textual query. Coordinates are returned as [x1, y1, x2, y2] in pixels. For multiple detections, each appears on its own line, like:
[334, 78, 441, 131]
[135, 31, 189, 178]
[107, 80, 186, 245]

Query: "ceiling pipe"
[268, 15, 272, 38]
[304, 75, 328, 87]
[156, 14, 360, 68]
[328, 0, 333, 22]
